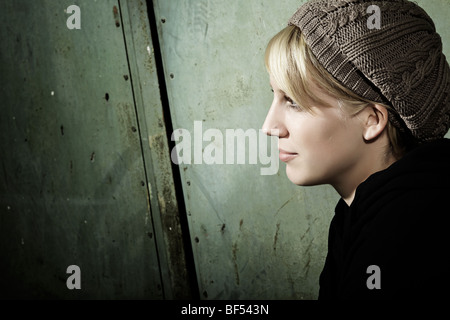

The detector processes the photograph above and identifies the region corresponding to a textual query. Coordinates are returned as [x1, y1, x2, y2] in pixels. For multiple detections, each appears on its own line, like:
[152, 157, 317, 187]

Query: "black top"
[318, 138, 450, 300]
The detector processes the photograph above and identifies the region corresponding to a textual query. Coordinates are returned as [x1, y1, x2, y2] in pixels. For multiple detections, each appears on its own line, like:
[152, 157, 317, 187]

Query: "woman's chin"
[286, 166, 322, 187]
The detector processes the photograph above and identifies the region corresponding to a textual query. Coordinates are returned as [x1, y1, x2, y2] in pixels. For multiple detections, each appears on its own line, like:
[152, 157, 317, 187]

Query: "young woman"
[263, 0, 450, 299]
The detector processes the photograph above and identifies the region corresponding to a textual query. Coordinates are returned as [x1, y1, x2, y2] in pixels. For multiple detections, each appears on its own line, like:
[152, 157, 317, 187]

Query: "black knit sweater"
[319, 138, 450, 299]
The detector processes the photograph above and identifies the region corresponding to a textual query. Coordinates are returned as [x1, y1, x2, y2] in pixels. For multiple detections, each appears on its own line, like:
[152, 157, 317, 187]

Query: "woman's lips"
[279, 148, 298, 162]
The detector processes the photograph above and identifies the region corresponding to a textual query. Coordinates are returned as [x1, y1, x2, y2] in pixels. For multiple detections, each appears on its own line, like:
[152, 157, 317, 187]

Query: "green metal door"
[0, 0, 191, 299]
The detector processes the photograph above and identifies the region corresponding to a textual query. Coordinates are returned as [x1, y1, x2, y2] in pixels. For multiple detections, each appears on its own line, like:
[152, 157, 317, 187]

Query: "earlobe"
[362, 104, 389, 141]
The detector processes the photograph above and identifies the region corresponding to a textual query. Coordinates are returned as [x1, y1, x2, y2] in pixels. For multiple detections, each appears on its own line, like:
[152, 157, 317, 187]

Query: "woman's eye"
[284, 95, 301, 110]
[284, 95, 293, 103]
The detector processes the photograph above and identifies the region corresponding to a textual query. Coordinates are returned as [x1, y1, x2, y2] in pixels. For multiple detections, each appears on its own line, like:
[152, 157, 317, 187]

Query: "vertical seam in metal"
[146, 0, 200, 300]
[117, 0, 166, 299]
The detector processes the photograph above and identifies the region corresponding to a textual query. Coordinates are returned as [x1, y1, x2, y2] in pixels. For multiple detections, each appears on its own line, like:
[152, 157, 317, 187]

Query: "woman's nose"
[262, 102, 287, 137]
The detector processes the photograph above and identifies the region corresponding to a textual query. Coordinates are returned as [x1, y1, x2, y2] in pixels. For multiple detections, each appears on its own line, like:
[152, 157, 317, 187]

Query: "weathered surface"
[0, 0, 166, 299]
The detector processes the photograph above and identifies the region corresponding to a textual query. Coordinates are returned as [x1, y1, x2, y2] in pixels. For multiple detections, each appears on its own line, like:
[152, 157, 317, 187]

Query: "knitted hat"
[288, 0, 450, 142]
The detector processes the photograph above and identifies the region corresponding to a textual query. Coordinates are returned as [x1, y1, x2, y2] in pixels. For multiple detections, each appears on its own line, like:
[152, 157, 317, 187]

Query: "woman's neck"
[334, 149, 398, 206]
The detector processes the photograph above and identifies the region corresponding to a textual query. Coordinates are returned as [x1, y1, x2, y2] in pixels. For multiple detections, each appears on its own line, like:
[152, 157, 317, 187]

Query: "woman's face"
[263, 75, 366, 187]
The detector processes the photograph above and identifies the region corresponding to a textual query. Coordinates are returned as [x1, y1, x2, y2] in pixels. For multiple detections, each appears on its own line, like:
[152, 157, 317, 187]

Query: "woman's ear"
[362, 104, 389, 142]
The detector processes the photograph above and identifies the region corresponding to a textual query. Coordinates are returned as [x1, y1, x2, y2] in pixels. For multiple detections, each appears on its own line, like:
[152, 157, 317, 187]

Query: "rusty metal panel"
[0, 0, 163, 298]
[153, 0, 450, 299]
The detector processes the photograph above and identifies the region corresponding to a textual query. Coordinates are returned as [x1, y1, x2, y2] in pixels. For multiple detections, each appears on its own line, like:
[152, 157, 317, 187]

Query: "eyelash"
[271, 89, 301, 110]
[284, 95, 300, 110]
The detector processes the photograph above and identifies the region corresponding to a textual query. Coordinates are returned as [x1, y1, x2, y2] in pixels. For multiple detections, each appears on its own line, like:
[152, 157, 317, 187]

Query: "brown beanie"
[288, 0, 450, 142]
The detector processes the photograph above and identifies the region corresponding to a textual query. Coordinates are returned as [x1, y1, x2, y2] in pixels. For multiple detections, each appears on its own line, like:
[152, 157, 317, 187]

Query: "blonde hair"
[265, 26, 411, 159]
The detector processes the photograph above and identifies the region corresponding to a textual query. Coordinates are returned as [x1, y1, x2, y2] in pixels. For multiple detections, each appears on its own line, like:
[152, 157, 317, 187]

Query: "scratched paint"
[0, 0, 165, 299]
